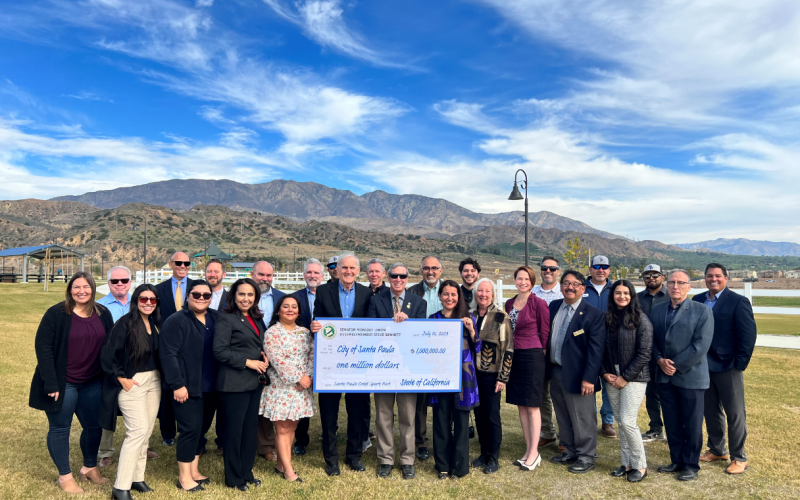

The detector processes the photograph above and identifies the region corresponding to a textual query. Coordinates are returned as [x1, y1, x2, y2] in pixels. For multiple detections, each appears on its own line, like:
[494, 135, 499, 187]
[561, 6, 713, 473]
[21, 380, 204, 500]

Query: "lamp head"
[508, 182, 524, 201]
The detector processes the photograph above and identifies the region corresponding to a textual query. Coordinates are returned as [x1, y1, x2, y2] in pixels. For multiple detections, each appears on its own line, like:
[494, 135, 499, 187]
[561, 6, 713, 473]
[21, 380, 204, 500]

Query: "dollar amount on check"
[313, 318, 463, 393]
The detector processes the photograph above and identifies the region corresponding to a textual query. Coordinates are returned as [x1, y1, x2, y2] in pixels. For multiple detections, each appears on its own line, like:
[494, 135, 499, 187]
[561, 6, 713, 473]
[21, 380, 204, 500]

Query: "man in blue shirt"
[584, 255, 616, 438]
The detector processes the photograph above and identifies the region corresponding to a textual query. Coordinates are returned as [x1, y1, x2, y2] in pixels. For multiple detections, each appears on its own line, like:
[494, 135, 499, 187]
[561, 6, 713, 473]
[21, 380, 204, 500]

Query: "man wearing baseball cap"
[327, 256, 340, 283]
[638, 264, 670, 443]
[584, 255, 616, 438]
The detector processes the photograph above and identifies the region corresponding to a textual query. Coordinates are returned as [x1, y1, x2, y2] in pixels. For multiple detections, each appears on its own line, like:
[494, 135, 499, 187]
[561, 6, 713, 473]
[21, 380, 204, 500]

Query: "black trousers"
[173, 396, 204, 463]
[474, 371, 502, 461]
[705, 369, 747, 461]
[159, 387, 176, 441]
[294, 417, 310, 448]
[659, 382, 704, 472]
[319, 392, 369, 467]
[415, 392, 429, 449]
[221, 388, 261, 487]
[432, 394, 471, 477]
[200, 391, 225, 450]
[645, 361, 663, 432]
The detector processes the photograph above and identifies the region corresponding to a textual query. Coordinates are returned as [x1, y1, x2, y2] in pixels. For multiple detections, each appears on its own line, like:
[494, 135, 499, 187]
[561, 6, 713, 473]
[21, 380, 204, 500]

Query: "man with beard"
[251, 261, 286, 463]
[200, 259, 227, 456]
[458, 257, 480, 307]
[366, 258, 388, 296]
[206, 259, 228, 311]
[637, 264, 670, 443]
[290, 258, 324, 456]
[408, 255, 444, 462]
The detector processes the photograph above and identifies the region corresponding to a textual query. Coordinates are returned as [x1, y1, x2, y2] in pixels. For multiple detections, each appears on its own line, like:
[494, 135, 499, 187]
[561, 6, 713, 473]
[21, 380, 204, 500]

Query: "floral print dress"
[258, 322, 316, 421]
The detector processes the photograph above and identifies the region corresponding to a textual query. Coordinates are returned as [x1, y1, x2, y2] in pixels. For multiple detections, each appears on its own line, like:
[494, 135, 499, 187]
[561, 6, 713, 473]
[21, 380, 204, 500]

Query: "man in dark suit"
[290, 258, 324, 456]
[206, 258, 228, 312]
[652, 269, 714, 481]
[153, 251, 195, 446]
[693, 263, 757, 475]
[310, 253, 373, 476]
[367, 263, 427, 479]
[546, 270, 607, 474]
[202, 258, 227, 456]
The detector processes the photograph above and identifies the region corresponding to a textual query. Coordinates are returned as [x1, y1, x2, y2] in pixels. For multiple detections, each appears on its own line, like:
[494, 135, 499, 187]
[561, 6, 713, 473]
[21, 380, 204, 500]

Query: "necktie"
[174, 281, 183, 311]
[394, 296, 401, 315]
[555, 305, 573, 366]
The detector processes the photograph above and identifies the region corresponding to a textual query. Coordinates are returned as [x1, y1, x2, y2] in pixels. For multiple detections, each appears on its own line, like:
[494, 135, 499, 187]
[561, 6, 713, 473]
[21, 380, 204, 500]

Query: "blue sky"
[1, 0, 799, 244]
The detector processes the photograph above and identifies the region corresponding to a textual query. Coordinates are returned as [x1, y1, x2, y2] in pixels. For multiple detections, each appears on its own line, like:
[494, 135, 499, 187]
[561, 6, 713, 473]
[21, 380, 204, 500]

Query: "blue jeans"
[45, 380, 103, 475]
[598, 380, 615, 425]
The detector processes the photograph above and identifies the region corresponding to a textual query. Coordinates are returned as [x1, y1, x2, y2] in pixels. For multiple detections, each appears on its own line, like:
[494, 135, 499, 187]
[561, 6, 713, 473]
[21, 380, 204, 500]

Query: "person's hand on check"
[393, 311, 408, 323]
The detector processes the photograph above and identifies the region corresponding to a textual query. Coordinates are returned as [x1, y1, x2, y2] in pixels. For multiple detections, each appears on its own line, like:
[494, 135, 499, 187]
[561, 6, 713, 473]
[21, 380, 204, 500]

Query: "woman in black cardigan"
[29, 271, 114, 494]
[601, 280, 653, 483]
[100, 284, 162, 500]
[214, 278, 268, 491]
[159, 280, 219, 492]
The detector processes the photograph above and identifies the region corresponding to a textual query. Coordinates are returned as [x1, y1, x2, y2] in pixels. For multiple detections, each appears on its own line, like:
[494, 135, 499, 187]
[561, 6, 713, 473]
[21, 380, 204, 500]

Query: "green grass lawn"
[754, 315, 800, 336]
[1, 283, 800, 499]
[753, 296, 800, 308]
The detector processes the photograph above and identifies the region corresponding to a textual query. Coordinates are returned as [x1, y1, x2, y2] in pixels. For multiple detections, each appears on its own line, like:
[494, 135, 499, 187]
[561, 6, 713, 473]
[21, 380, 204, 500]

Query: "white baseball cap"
[592, 255, 609, 266]
[642, 264, 662, 274]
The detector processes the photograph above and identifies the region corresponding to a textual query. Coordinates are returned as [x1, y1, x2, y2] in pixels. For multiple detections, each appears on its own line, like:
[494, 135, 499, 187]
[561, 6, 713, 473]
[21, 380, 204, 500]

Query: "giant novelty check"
[313, 318, 463, 393]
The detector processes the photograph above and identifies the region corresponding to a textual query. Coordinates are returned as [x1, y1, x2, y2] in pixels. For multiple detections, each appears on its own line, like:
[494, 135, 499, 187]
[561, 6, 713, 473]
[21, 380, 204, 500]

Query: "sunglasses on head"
[592, 265, 610, 270]
[390, 273, 408, 280]
[191, 292, 213, 300]
[109, 278, 130, 284]
[172, 261, 191, 267]
[138, 296, 157, 304]
[540, 266, 559, 272]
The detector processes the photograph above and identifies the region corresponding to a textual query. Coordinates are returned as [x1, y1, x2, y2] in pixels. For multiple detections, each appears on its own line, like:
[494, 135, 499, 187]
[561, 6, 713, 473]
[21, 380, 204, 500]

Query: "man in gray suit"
[651, 269, 714, 481]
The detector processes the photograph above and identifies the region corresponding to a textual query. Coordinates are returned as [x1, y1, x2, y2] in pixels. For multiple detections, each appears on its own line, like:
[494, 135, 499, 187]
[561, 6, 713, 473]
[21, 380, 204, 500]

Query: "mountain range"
[675, 238, 800, 257]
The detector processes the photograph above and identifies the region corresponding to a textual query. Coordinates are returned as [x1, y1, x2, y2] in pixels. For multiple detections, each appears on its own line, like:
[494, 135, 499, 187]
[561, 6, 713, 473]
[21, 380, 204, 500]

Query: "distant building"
[786, 270, 800, 279]
[757, 270, 784, 279]
[728, 270, 757, 279]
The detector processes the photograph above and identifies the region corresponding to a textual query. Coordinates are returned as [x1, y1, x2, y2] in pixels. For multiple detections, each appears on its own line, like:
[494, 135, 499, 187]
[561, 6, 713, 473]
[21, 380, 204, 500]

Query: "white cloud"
[62, 91, 114, 103]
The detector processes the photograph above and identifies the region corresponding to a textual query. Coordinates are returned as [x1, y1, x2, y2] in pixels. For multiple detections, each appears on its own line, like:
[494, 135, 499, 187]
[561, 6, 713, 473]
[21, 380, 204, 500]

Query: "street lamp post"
[508, 169, 529, 267]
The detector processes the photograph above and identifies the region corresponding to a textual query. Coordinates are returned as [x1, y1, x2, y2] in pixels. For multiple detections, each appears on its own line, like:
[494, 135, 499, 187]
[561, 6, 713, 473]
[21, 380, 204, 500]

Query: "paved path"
[756, 335, 800, 350]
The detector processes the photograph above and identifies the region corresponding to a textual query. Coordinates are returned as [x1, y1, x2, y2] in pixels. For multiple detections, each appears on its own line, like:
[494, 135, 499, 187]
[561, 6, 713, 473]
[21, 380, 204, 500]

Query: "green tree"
[563, 237, 590, 275]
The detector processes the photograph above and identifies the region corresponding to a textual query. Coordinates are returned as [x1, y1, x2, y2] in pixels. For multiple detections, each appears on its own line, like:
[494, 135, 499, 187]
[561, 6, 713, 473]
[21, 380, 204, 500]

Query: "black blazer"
[367, 289, 428, 319]
[600, 315, 653, 384]
[213, 311, 267, 393]
[154, 277, 195, 320]
[159, 308, 219, 397]
[291, 288, 315, 329]
[544, 299, 606, 394]
[692, 288, 757, 372]
[29, 303, 115, 413]
[99, 314, 161, 431]
[313, 281, 372, 320]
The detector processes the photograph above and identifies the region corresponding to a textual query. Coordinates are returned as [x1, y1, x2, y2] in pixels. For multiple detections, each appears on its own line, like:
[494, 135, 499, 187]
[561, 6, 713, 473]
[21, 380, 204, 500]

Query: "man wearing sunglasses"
[584, 256, 616, 439]
[326, 256, 340, 283]
[97, 266, 133, 322]
[637, 264, 670, 443]
[155, 252, 196, 446]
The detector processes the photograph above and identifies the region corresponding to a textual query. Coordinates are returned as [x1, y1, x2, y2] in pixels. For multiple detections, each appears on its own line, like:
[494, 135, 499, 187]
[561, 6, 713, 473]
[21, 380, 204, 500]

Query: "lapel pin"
[579, 311, 584, 316]
[406, 303, 411, 309]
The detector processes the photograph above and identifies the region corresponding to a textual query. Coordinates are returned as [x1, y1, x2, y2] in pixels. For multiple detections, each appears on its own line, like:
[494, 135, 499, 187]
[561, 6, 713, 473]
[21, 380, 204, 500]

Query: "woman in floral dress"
[259, 295, 315, 483]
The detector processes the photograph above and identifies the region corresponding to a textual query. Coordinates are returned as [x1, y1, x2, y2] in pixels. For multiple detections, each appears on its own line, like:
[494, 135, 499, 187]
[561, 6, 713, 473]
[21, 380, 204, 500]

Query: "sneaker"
[641, 430, 665, 443]
[362, 439, 372, 452]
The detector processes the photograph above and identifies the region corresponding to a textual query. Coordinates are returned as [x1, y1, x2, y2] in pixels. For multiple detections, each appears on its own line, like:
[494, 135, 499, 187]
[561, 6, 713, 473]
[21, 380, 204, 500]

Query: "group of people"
[29, 249, 757, 496]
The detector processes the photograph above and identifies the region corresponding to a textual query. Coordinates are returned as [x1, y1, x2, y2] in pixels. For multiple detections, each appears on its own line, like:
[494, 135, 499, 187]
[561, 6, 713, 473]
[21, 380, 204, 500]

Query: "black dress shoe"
[231, 484, 248, 491]
[627, 469, 647, 483]
[131, 481, 153, 493]
[377, 464, 392, 478]
[568, 460, 596, 474]
[471, 455, 486, 468]
[401, 465, 416, 479]
[176, 480, 204, 492]
[162, 439, 175, 446]
[437, 471, 449, 480]
[677, 469, 698, 481]
[347, 460, 366, 472]
[483, 457, 498, 474]
[112, 488, 134, 500]
[325, 464, 341, 476]
[294, 445, 307, 456]
[550, 452, 578, 464]
[416, 447, 430, 461]
[195, 478, 210, 485]
[246, 478, 261, 487]
[658, 463, 683, 473]
[610, 466, 629, 477]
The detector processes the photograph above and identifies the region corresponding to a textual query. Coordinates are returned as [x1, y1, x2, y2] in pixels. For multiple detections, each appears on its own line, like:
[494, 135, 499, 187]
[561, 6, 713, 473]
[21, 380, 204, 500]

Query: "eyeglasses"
[592, 265, 610, 270]
[138, 296, 158, 304]
[190, 292, 213, 300]
[172, 261, 191, 267]
[109, 278, 130, 285]
[562, 281, 584, 289]
[390, 273, 408, 280]
[422, 266, 441, 272]
[666, 281, 689, 287]
[540, 266, 560, 272]
[642, 274, 661, 280]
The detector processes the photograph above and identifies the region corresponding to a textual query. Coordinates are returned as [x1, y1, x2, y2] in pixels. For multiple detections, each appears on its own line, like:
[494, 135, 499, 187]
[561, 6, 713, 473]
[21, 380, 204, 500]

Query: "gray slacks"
[550, 366, 597, 463]
[540, 380, 558, 440]
[605, 373, 647, 469]
[376, 392, 417, 465]
[98, 429, 116, 459]
[705, 369, 747, 461]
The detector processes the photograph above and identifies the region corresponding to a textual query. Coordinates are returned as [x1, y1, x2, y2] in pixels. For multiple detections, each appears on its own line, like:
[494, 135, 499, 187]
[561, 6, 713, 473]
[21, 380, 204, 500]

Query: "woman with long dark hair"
[601, 280, 653, 483]
[101, 284, 162, 500]
[214, 278, 268, 491]
[29, 271, 114, 494]
[428, 280, 479, 479]
[260, 295, 315, 483]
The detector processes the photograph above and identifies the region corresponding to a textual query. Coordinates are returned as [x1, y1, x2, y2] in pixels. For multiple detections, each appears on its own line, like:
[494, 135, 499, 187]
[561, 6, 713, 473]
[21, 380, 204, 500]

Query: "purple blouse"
[66, 312, 106, 383]
[427, 312, 479, 410]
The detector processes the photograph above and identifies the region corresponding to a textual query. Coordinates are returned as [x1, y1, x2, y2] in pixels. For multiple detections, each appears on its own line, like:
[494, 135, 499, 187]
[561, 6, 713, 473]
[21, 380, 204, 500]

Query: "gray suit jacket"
[651, 299, 714, 389]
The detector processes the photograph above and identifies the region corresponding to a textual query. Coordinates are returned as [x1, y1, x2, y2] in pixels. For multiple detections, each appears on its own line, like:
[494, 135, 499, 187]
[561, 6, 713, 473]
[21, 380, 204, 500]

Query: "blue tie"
[555, 305, 573, 366]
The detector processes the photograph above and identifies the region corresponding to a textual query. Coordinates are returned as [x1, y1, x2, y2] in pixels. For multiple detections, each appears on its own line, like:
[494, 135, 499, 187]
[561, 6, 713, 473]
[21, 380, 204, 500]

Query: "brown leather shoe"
[602, 424, 618, 439]
[79, 467, 108, 485]
[264, 451, 278, 462]
[558, 445, 566, 453]
[699, 450, 729, 462]
[58, 476, 84, 494]
[146, 448, 160, 459]
[99, 457, 113, 468]
[538, 437, 557, 448]
[726, 460, 748, 474]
